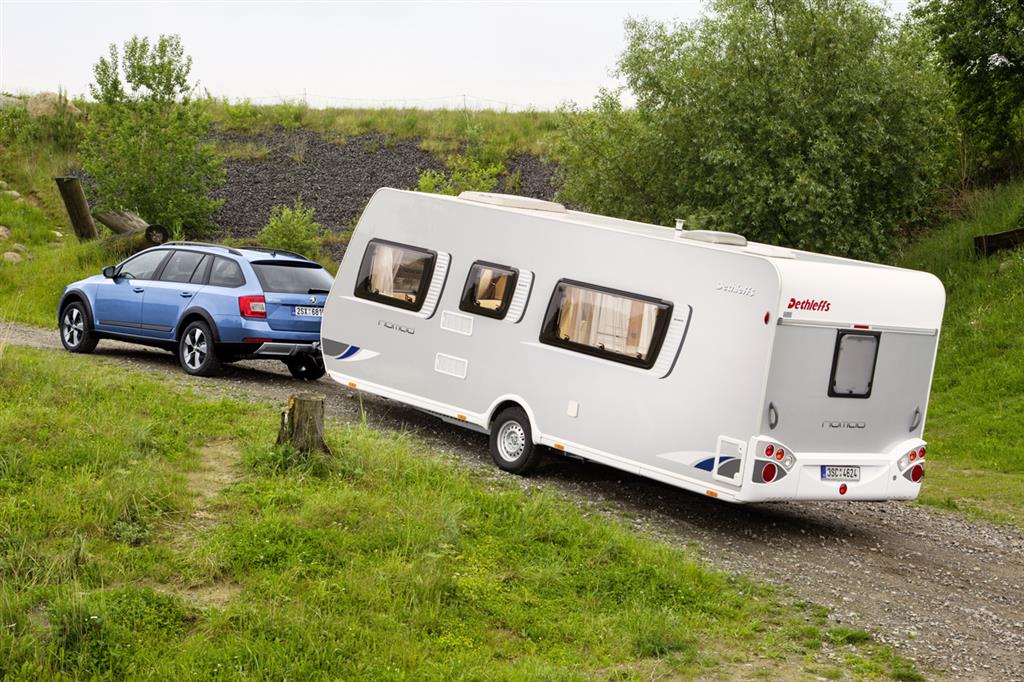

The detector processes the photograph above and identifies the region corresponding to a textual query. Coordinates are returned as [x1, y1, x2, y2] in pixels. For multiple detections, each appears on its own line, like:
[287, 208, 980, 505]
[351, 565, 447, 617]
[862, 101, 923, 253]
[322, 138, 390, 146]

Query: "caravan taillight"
[918, 447, 926, 459]
[764, 444, 775, 458]
[911, 464, 923, 482]
[762, 462, 777, 483]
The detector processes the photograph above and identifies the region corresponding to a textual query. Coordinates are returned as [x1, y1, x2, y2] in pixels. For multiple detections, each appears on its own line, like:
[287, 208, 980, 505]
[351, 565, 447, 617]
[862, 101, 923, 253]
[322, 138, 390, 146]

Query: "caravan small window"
[355, 239, 437, 312]
[828, 331, 880, 398]
[460, 261, 518, 319]
[540, 279, 672, 369]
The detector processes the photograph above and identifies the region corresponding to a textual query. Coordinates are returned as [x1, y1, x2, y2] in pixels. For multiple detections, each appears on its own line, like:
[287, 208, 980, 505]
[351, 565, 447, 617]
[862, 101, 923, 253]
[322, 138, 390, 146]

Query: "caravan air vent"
[458, 192, 567, 213]
[678, 230, 747, 247]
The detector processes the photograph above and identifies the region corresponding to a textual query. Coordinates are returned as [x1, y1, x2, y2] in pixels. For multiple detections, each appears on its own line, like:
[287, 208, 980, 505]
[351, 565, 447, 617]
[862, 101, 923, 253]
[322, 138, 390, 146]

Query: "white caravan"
[320, 189, 944, 503]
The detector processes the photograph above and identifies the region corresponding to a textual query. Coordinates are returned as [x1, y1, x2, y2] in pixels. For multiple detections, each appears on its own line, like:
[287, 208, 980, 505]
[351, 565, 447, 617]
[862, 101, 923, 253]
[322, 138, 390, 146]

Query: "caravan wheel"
[489, 407, 542, 474]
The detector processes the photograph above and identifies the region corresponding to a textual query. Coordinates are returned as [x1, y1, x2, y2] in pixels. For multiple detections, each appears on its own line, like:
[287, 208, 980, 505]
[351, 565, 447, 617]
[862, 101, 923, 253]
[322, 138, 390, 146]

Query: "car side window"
[209, 257, 245, 288]
[117, 250, 169, 281]
[189, 255, 211, 284]
[460, 261, 518, 319]
[160, 251, 206, 283]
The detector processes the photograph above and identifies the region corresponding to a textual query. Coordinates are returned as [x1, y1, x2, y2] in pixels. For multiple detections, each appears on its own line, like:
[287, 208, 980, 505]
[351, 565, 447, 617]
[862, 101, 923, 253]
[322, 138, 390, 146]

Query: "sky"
[1, 0, 911, 111]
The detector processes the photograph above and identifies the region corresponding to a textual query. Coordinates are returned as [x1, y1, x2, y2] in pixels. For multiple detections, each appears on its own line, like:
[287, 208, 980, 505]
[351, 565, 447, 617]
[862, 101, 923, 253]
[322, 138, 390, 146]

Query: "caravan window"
[828, 331, 880, 398]
[460, 261, 518, 319]
[540, 279, 672, 369]
[355, 239, 437, 312]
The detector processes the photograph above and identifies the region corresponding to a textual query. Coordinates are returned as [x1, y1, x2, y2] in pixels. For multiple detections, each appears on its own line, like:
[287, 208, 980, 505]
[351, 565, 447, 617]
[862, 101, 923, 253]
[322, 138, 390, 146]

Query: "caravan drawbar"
[320, 189, 945, 503]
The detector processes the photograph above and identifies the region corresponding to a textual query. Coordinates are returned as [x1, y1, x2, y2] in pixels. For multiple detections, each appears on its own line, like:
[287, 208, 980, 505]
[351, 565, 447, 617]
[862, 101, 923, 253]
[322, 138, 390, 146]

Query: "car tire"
[285, 355, 326, 381]
[59, 301, 99, 354]
[489, 407, 543, 475]
[179, 320, 220, 376]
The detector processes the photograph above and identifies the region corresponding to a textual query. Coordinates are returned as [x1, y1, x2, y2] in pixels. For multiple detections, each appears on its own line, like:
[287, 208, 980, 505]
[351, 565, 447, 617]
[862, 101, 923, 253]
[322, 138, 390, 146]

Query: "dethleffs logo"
[788, 297, 831, 312]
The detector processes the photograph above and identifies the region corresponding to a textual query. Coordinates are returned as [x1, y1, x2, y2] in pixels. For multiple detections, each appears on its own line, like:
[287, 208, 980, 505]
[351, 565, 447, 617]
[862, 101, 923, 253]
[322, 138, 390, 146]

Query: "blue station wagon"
[57, 242, 333, 379]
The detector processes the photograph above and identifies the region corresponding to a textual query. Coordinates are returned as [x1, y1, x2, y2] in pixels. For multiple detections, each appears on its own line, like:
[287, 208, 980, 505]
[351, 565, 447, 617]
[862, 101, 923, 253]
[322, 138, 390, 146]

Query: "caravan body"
[321, 189, 944, 503]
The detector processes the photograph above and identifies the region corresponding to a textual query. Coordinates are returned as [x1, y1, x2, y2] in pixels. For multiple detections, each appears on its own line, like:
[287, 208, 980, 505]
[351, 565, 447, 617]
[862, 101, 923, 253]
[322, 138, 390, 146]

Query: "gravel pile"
[211, 129, 560, 238]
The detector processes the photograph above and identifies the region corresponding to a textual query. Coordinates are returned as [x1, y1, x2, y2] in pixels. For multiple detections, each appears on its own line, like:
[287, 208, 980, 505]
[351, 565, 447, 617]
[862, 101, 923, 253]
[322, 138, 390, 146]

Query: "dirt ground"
[7, 323, 1023, 680]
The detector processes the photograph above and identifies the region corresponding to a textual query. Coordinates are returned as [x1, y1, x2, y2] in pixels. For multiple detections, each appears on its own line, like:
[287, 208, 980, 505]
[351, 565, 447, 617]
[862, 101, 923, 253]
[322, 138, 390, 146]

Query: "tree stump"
[277, 393, 332, 455]
[104, 224, 170, 256]
[54, 176, 97, 241]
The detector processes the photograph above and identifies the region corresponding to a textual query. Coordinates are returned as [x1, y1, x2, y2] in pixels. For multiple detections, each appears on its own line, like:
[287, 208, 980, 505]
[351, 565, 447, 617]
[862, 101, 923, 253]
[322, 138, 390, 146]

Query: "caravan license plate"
[821, 465, 860, 481]
[294, 306, 323, 317]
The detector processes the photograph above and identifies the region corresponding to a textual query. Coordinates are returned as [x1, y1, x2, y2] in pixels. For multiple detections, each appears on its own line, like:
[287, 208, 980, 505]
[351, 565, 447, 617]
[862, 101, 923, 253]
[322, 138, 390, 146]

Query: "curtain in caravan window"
[556, 284, 663, 361]
[370, 244, 397, 297]
[357, 240, 436, 310]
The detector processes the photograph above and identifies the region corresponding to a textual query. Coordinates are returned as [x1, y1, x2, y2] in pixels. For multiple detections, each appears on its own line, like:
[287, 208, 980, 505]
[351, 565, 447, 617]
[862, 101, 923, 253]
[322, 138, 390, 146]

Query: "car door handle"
[132, 287, 145, 293]
[179, 291, 194, 298]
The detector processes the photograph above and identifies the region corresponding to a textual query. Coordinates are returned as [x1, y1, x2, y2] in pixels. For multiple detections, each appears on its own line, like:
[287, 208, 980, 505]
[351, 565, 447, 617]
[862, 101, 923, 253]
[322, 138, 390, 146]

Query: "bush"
[0, 90, 81, 152]
[417, 155, 503, 196]
[81, 35, 224, 238]
[557, 0, 954, 261]
[258, 199, 322, 258]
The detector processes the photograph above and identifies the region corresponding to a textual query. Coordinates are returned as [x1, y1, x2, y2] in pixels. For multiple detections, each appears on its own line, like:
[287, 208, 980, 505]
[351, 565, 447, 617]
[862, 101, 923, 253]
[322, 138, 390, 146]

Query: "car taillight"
[239, 295, 266, 319]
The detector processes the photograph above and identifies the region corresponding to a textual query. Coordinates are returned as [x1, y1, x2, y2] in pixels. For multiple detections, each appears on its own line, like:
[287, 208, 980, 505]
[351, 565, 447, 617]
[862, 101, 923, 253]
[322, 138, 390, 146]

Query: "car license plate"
[821, 465, 860, 481]
[294, 306, 323, 317]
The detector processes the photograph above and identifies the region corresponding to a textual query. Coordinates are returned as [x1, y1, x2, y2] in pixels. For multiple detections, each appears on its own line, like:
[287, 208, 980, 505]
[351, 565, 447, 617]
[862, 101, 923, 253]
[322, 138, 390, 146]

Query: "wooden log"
[974, 226, 1024, 258]
[104, 224, 171, 256]
[54, 176, 97, 241]
[92, 209, 148, 235]
[277, 393, 332, 455]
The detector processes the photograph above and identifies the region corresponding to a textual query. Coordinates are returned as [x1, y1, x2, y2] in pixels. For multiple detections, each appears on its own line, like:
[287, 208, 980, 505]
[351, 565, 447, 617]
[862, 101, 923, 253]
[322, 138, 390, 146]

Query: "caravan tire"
[489, 407, 542, 475]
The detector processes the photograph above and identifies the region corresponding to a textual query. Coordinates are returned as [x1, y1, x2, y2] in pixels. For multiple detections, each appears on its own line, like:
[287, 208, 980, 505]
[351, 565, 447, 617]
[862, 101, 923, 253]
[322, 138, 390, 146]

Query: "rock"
[2, 251, 22, 264]
[998, 260, 1014, 273]
[26, 92, 82, 119]
[1, 190, 20, 199]
[0, 180, 9, 190]
[11, 243, 27, 254]
[52, 230, 64, 239]
[0, 226, 9, 240]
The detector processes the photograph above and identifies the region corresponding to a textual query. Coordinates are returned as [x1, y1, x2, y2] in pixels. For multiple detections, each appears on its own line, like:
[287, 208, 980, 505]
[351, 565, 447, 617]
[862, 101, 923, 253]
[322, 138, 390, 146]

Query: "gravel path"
[8, 323, 1023, 680]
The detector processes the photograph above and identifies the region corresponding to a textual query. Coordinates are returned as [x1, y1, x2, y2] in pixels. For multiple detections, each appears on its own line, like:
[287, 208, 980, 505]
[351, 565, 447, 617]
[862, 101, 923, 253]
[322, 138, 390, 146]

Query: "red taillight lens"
[909, 451, 917, 462]
[764, 444, 775, 458]
[239, 295, 266, 319]
[762, 462, 777, 483]
[839, 483, 848, 495]
[918, 447, 926, 459]
[910, 464, 923, 482]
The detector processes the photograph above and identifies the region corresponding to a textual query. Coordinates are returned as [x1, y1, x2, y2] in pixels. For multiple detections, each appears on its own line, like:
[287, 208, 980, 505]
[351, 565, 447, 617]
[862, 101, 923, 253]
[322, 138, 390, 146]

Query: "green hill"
[898, 181, 1024, 526]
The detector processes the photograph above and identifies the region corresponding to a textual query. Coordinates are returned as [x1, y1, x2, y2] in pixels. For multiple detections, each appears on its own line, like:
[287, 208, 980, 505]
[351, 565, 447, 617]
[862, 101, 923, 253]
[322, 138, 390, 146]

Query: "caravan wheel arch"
[486, 394, 540, 442]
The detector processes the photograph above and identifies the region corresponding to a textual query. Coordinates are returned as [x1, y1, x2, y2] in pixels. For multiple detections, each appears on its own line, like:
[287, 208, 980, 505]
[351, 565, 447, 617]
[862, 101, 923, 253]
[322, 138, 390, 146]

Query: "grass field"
[897, 181, 1024, 526]
[0, 346, 918, 680]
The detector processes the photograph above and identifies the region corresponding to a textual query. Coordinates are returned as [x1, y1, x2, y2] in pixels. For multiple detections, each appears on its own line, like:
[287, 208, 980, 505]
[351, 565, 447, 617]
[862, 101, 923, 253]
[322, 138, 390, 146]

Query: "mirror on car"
[102, 265, 117, 279]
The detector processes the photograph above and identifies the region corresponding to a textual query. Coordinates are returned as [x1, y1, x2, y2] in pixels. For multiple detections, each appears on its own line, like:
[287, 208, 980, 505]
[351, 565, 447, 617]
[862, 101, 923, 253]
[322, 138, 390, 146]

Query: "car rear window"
[252, 261, 334, 294]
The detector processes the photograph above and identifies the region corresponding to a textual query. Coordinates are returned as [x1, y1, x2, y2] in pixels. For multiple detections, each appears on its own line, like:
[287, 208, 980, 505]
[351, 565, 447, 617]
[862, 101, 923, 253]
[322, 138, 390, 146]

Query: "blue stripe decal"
[695, 456, 735, 472]
[337, 345, 360, 360]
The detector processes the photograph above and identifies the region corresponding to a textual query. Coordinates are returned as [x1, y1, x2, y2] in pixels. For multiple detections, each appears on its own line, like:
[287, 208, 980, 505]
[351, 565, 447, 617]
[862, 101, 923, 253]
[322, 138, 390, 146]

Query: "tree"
[81, 35, 224, 237]
[557, 0, 953, 261]
[918, 0, 1024, 179]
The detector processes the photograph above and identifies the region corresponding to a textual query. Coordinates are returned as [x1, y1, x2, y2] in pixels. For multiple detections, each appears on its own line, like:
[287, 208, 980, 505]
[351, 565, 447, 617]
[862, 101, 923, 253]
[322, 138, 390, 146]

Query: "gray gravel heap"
[211, 129, 560, 238]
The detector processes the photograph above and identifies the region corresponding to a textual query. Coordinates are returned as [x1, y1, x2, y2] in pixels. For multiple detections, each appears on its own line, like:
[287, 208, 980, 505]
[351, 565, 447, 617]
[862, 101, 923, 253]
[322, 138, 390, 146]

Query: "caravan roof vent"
[458, 192, 568, 214]
[678, 229, 747, 247]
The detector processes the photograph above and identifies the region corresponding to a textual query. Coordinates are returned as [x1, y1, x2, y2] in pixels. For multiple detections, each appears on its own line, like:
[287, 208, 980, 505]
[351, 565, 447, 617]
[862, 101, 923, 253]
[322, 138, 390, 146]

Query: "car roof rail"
[163, 241, 244, 256]
[240, 246, 311, 261]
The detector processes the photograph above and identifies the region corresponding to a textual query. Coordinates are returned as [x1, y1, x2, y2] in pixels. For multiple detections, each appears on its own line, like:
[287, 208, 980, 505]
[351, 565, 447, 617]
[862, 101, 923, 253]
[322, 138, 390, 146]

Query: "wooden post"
[104, 224, 170, 256]
[54, 177, 97, 241]
[93, 209, 149, 235]
[974, 227, 1024, 258]
[277, 393, 332, 456]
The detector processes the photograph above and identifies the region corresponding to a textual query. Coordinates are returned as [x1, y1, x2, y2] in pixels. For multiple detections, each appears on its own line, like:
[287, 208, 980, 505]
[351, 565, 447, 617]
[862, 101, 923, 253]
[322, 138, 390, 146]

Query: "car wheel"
[179, 320, 220, 376]
[59, 301, 98, 353]
[285, 355, 326, 381]
[489, 407, 543, 474]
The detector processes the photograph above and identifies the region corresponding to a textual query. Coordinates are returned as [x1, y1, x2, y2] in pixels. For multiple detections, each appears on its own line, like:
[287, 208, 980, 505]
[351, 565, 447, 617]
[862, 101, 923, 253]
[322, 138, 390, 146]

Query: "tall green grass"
[207, 99, 562, 159]
[0, 347, 918, 679]
[899, 181, 1024, 525]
